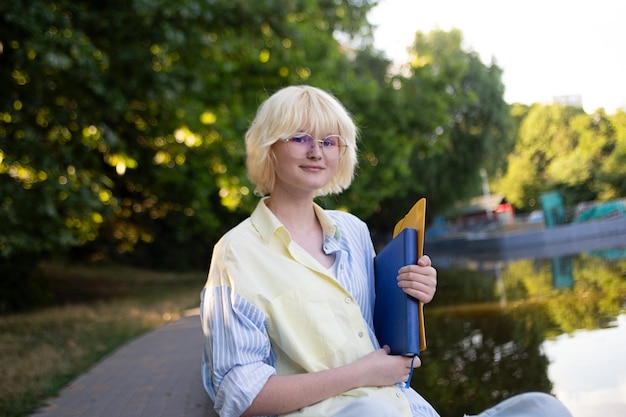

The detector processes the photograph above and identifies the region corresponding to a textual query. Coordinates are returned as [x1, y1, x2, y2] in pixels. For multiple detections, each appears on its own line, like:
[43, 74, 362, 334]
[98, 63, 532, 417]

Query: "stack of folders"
[373, 198, 427, 357]
[373, 227, 420, 356]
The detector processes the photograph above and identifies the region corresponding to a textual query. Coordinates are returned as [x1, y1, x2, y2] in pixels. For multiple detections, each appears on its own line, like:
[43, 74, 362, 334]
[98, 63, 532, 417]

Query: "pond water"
[415, 245, 626, 417]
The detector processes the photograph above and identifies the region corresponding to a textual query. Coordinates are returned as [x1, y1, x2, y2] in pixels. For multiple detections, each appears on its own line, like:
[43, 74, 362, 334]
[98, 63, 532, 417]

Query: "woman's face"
[271, 131, 339, 198]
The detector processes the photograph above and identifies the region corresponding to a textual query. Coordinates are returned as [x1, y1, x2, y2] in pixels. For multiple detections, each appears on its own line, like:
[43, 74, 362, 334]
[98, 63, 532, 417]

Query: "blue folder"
[373, 227, 420, 356]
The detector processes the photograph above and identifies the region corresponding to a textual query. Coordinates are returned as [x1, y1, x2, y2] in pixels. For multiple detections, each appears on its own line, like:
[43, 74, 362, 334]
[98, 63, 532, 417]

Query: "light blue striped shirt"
[200, 199, 439, 417]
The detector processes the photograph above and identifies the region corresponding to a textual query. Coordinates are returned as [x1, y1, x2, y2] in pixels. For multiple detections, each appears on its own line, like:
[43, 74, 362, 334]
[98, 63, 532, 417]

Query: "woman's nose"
[307, 140, 323, 158]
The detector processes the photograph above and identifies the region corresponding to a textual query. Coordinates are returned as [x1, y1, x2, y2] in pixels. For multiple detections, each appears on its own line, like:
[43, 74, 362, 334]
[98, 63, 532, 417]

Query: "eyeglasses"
[279, 133, 348, 160]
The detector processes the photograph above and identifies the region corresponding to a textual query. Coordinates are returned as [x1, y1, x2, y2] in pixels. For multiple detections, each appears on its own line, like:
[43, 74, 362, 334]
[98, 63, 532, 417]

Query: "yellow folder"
[392, 198, 427, 351]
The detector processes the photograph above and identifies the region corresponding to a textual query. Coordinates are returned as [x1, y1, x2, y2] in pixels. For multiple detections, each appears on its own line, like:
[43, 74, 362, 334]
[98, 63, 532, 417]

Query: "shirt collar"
[251, 197, 340, 243]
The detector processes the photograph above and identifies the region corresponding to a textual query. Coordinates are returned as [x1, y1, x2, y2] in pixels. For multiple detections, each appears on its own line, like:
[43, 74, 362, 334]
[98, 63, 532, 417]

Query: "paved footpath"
[31, 310, 219, 417]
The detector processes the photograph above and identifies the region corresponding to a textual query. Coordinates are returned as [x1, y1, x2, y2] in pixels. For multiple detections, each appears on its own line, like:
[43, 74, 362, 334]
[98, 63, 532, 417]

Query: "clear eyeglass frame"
[278, 132, 348, 160]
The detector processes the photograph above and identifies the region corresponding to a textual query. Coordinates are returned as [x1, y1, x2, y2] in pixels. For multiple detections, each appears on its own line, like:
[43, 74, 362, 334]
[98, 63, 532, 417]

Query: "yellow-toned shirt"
[200, 199, 438, 417]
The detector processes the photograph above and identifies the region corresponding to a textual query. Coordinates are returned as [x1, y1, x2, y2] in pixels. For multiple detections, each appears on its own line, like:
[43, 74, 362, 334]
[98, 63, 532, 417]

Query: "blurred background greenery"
[1, 0, 625, 312]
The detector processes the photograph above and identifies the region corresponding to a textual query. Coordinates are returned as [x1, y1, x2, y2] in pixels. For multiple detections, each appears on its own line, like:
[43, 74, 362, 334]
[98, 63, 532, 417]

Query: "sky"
[369, 0, 626, 114]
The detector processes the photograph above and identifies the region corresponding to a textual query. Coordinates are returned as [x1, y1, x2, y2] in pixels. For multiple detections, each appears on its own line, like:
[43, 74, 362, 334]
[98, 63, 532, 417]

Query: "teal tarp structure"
[575, 200, 626, 260]
[574, 201, 626, 223]
[539, 192, 565, 227]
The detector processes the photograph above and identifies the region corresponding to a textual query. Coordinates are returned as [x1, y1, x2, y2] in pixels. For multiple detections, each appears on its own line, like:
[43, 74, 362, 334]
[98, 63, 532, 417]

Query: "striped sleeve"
[200, 286, 276, 417]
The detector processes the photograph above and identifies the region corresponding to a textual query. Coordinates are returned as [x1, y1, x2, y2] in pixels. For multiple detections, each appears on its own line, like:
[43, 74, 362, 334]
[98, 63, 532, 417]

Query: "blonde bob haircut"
[246, 85, 358, 197]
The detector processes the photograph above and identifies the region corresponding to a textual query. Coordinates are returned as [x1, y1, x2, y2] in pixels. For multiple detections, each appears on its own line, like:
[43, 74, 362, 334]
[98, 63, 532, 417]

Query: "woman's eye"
[323, 137, 339, 147]
[292, 136, 309, 144]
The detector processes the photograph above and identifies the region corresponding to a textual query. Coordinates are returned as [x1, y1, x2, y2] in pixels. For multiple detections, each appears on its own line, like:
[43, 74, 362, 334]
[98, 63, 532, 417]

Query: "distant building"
[452, 194, 515, 229]
[551, 94, 583, 108]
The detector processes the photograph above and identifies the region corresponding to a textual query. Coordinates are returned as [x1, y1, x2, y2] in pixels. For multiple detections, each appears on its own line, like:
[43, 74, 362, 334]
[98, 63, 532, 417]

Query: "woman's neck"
[265, 193, 318, 235]
[265, 194, 334, 268]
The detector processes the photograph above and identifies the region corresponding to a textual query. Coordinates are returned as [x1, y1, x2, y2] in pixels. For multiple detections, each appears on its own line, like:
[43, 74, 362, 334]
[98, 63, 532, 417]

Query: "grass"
[0, 262, 206, 417]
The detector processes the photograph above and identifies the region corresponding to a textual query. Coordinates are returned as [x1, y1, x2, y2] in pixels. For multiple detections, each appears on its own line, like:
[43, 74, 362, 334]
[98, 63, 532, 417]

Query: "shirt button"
[358, 331, 364, 338]
[396, 392, 402, 398]
[345, 297, 352, 304]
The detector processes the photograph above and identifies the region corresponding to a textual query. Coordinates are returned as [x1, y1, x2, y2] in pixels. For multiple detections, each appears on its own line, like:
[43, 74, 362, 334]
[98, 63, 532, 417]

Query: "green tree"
[1, 1, 514, 310]
[494, 104, 625, 210]
[598, 110, 626, 199]
[368, 29, 512, 228]
[0, 0, 378, 310]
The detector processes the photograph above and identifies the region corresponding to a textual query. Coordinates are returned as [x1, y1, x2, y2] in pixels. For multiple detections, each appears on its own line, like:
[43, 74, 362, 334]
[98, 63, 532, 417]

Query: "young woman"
[200, 85, 571, 417]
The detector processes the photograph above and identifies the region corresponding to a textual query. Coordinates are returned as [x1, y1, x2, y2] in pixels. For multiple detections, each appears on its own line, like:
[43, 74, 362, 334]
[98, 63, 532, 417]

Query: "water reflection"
[417, 247, 626, 417]
[543, 314, 626, 417]
[550, 256, 574, 289]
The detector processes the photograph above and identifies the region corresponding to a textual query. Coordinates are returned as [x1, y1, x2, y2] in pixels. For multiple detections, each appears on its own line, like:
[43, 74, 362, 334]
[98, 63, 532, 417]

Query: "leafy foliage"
[2, 1, 516, 310]
[494, 105, 626, 210]
[367, 29, 512, 227]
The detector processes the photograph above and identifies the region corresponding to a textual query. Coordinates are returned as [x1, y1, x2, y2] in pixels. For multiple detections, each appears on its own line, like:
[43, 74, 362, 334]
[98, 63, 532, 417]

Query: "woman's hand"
[397, 255, 437, 303]
[351, 346, 420, 387]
